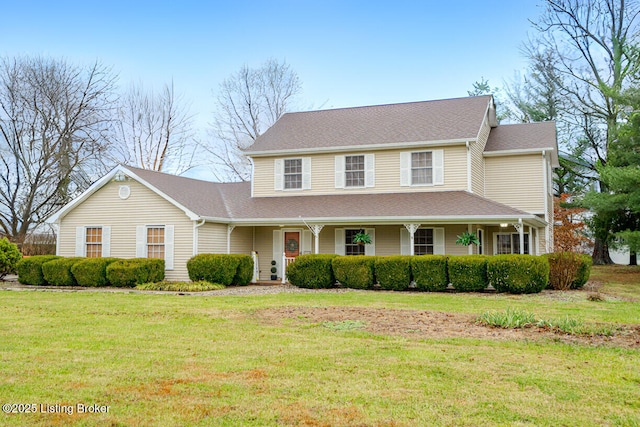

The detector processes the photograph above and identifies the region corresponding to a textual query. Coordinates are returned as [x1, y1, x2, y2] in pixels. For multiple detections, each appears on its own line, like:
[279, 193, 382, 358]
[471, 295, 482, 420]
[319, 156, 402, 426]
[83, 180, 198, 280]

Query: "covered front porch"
[225, 218, 548, 282]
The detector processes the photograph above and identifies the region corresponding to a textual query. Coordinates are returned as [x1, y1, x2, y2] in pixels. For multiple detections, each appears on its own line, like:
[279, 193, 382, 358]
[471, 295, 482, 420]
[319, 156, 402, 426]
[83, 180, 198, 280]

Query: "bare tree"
[0, 56, 116, 245]
[528, 0, 640, 263]
[112, 81, 197, 174]
[207, 58, 302, 181]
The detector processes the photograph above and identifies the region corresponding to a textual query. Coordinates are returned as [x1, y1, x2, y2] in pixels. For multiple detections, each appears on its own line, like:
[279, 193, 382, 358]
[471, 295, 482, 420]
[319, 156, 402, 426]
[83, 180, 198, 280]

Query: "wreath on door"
[286, 239, 299, 252]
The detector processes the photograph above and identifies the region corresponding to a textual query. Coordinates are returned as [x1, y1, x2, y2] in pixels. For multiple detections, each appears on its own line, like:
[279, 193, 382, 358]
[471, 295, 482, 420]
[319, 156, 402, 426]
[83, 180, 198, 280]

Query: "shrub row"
[17, 256, 165, 287]
[186, 254, 253, 286]
[287, 253, 589, 294]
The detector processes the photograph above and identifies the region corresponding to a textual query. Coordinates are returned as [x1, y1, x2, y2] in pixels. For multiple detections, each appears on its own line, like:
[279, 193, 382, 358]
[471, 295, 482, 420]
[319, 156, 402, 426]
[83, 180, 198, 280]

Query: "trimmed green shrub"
[487, 255, 549, 294]
[229, 254, 254, 286]
[106, 258, 165, 288]
[375, 256, 412, 291]
[572, 254, 592, 289]
[287, 254, 337, 289]
[16, 255, 61, 285]
[187, 254, 240, 286]
[411, 255, 448, 292]
[448, 255, 488, 292]
[42, 257, 86, 286]
[71, 258, 120, 287]
[0, 238, 22, 279]
[332, 256, 375, 290]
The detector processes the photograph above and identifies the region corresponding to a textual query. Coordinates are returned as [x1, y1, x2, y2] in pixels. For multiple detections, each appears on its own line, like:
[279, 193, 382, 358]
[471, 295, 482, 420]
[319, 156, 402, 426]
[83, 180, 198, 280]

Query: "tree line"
[0, 56, 300, 246]
[474, 0, 640, 265]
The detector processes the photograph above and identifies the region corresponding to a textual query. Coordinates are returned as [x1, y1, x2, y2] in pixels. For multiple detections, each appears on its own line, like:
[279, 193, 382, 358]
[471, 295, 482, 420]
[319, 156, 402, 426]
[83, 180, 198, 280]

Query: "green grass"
[0, 265, 638, 426]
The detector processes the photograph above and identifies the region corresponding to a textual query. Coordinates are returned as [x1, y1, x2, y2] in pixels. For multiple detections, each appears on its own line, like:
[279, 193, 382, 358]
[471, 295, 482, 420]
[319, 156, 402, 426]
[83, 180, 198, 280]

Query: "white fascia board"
[483, 147, 557, 157]
[245, 138, 473, 157]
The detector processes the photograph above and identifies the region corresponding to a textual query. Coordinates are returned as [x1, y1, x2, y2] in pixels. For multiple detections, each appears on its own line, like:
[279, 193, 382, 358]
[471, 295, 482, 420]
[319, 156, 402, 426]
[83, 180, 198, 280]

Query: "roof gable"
[246, 96, 493, 155]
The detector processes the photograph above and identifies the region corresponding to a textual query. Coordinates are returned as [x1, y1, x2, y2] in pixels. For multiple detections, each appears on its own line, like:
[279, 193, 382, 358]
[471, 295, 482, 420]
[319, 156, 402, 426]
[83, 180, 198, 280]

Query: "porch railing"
[282, 252, 295, 284]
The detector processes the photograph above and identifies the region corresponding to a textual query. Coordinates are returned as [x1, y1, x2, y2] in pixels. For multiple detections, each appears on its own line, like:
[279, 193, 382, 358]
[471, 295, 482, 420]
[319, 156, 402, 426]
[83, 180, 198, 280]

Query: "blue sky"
[3, 0, 543, 127]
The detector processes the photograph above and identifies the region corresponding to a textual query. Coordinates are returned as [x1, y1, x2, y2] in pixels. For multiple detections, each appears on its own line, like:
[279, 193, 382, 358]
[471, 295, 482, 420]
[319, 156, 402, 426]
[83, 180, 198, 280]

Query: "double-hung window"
[400, 150, 444, 186]
[345, 229, 366, 255]
[274, 158, 311, 191]
[146, 226, 165, 259]
[284, 159, 302, 189]
[335, 154, 374, 188]
[345, 155, 365, 187]
[85, 227, 102, 258]
[411, 152, 433, 185]
[414, 228, 434, 255]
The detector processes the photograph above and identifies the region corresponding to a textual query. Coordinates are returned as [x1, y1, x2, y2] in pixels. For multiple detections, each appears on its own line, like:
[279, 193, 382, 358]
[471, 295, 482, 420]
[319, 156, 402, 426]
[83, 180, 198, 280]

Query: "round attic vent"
[118, 185, 131, 200]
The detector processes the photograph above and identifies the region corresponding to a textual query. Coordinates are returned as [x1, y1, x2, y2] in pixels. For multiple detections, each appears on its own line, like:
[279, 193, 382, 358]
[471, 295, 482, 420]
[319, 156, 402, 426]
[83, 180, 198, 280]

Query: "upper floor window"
[400, 149, 444, 186]
[284, 159, 302, 189]
[345, 155, 365, 187]
[85, 227, 102, 258]
[275, 158, 311, 191]
[412, 152, 433, 185]
[335, 154, 375, 188]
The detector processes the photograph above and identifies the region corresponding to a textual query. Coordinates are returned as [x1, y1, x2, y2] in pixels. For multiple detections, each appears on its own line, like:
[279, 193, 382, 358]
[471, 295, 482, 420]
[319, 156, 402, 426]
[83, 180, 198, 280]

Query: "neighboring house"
[49, 95, 558, 281]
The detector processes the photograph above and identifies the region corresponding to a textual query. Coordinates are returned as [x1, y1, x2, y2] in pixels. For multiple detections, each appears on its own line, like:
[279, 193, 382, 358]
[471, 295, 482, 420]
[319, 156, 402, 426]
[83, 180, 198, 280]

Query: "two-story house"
[49, 95, 558, 282]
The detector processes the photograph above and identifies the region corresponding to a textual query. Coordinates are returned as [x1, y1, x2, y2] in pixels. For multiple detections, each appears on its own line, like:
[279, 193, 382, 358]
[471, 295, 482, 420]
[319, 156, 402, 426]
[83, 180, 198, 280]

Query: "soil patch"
[258, 306, 640, 349]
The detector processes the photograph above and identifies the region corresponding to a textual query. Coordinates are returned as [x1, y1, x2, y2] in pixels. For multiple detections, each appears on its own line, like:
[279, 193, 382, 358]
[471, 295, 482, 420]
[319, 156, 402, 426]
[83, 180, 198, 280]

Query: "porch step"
[252, 280, 286, 286]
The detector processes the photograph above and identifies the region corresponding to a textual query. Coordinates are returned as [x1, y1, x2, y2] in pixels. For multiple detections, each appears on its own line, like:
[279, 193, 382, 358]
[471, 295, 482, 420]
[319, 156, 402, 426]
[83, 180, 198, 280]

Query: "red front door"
[284, 232, 300, 258]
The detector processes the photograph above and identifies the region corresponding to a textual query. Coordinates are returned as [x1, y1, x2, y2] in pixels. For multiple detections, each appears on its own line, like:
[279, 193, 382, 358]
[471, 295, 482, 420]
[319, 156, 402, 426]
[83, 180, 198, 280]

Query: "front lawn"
[0, 265, 638, 426]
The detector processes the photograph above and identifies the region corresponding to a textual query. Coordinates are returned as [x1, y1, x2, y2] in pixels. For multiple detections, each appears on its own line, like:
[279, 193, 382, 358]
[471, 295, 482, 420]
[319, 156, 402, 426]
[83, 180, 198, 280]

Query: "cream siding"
[251, 146, 469, 197]
[230, 226, 254, 254]
[196, 223, 228, 254]
[58, 180, 194, 281]
[484, 154, 545, 213]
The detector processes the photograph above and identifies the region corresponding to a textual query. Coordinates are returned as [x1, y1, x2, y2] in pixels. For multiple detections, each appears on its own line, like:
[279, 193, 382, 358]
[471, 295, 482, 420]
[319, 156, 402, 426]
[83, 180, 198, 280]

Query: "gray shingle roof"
[128, 166, 540, 225]
[486, 121, 558, 165]
[246, 96, 493, 154]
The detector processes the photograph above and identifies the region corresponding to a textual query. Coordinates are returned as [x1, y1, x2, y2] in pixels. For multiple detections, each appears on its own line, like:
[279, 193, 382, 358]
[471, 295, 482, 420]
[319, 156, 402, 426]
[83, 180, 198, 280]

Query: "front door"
[284, 232, 300, 258]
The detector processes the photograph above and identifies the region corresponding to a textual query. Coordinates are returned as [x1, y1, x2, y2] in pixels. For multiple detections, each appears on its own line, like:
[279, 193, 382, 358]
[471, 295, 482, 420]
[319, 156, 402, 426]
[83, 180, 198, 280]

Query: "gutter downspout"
[542, 150, 550, 253]
[193, 219, 205, 256]
[466, 141, 472, 193]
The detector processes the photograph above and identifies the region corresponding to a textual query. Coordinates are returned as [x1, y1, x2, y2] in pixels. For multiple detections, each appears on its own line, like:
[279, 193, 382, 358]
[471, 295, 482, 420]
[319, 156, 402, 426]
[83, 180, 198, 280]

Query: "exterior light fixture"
[500, 223, 508, 228]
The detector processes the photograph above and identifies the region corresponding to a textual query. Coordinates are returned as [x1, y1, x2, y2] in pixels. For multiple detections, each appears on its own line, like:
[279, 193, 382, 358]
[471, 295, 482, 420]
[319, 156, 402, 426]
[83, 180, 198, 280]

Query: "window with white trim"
[400, 149, 444, 186]
[335, 154, 374, 188]
[275, 158, 311, 191]
[414, 228, 434, 255]
[146, 226, 165, 259]
[411, 152, 433, 185]
[85, 227, 102, 258]
[345, 155, 365, 187]
[136, 225, 174, 269]
[495, 233, 529, 255]
[345, 229, 366, 255]
[284, 158, 302, 189]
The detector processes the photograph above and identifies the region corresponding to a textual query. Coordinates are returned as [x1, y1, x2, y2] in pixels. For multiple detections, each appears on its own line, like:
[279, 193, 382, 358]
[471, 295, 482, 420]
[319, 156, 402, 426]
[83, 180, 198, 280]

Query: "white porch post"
[309, 224, 324, 254]
[529, 226, 534, 255]
[468, 224, 473, 255]
[514, 219, 524, 254]
[226, 225, 235, 254]
[403, 223, 420, 256]
[282, 252, 287, 284]
[251, 251, 259, 283]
